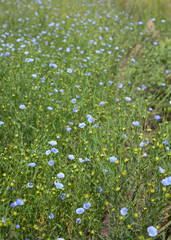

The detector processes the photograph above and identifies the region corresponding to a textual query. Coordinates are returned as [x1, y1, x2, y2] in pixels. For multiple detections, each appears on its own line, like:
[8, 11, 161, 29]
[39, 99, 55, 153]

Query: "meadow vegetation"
[0, 0, 170, 239]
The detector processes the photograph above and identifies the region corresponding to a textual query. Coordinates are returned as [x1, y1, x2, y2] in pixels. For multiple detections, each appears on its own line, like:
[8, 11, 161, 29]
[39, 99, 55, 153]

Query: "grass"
[0, 0, 170, 239]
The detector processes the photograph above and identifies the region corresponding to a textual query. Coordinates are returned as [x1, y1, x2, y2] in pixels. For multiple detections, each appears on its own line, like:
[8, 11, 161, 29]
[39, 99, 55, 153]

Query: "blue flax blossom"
[99, 101, 105, 106]
[71, 98, 76, 103]
[16, 224, 20, 229]
[61, 193, 66, 200]
[48, 160, 54, 166]
[0, 121, 4, 125]
[67, 68, 72, 73]
[125, 97, 131, 102]
[83, 202, 91, 209]
[68, 155, 74, 160]
[19, 105, 26, 109]
[73, 107, 78, 112]
[76, 218, 81, 224]
[110, 156, 117, 163]
[57, 172, 65, 178]
[2, 217, 6, 223]
[28, 163, 36, 167]
[11, 199, 24, 207]
[54, 182, 64, 189]
[51, 148, 59, 153]
[57, 238, 65, 240]
[147, 226, 158, 237]
[87, 114, 95, 123]
[163, 141, 168, 145]
[161, 176, 171, 186]
[139, 142, 145, 147]
[66, 127, 71, 132]
[49, 141, 57, 146]
[79, 123, 86, 128]
[46, 150, 51, 155]
[98, 186, 103, 192]
[76, 208, 84, 214]
[159, 167, 165, 173]
[49, 213, 54, 219]
[27, 182, 33, 188]
[47, 106, 53, 110]
[120, 207, 128, 216]
[154, 115, 160, 121]
[118, 83, 123, 88]
[132, 121, 140, 126]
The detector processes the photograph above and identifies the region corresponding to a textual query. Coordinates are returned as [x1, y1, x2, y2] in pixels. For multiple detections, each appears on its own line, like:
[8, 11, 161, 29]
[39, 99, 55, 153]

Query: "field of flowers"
[0, 0, 170, 239]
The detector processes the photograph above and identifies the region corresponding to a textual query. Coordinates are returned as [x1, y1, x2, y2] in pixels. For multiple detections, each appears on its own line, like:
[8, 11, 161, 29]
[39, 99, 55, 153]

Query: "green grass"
[0, 0, 170, 239]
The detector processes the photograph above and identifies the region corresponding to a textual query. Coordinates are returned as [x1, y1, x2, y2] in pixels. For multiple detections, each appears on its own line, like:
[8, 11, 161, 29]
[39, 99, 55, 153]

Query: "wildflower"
[163, 141, 168, 145]
[149, 108, 153, 112]
[116, 99, 119, 102]
[32, 74, 37, 78]
[161, 176, 171, 186]
[131, 58, 136, 62]
[79, 123, 86, 128]
[49, 213, 54, 219]
[27, 182, 33, 188]
[154, 115, 160, 121]
[78, 158, 84, 163]
[54, 182, 64, 189]
[147, 226, 158, 237]
[57, 172, 65, 178]
[103, 169, 108, 174]
[19, 105, 26, 109]
[61, 193, 66, 200]
[49, 141, 57, 146]
[76, 218, 81, 224]
[13, 199, 24, 206]
[139, 142, 145, 147]
[71, 98, 76, 104]
[47, 106, 53, 110]
[2, 217, 7, 223]
[120, 207, 128, 216]
[118, 83, 123, 88]
[73, 107, 78, 112]
[110, 156, 117, 163]
[16, 224, 20, 229]
[83, 202, 91, 209]
[109, 80, 113, 84]
[46, 150, 51, 155]
[159, 167, 165, 173]
[161, 19, 166, 23]
[99, 101, 105, 106]
[66, 127, 71, 132]
[67, 68, 72, 73]
[0, 121, 4, 125]
[161, 83, 166, 86]
[153, 42, 158, 46]
[125, 97, 131, 102]
[132, 121, 140, 126]
[51, 148, 59, 153]
[87, 114, 95, 123]
[57, 238, 65, 240]
[68, 155, 74, 160]
[48, 160, 54, 166]
[85, 157, 91, 162]
[98, 186, 103, 192]
[76, 208, 84, 214]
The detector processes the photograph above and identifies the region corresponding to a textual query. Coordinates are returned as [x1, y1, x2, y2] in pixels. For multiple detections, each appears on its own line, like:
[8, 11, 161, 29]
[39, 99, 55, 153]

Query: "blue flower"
[73, 107, 78, 112]
[161, 83, 166, 86]
[116, 99, 119, 102]
[47, 106, 53, 110]
[125, 97, 131, 102]
[99, 101, 105, 106]
[2, 217, 7, 223]
[161, 19, 166, 23]
[0, 121, 4, 125]
[83, 202, 91, 209]
[132, 121, 140, 126]
[161, 176, 171, 186]
[61, 193, 66, 200]
[159, 167, 165, 173]
[71, 98, 76, 104]
[49, 213, 54, 219]
[51, 148, 59, 153]
[76, 218, 81, 224]
[67, 68, 72, 73]
[78, 158, 84, 163]
[139, 142, 145, 147]
[87, 114, 95, 123]
[57, 172, 65, 178]
[98, 186, 103, 192]
[149, 108, 153, 112]
[118, 83, 123, 88]
[49, 141, 57, 146]
[76, 208, 84, 214]
[48, 160, 54, 166]
[120, 207, 128, 216]
[13, 199, 24, 206]
[147, 226, 158, 237]
[66, 127, 71, 132]
[19, 105, 26, 109]
[79, 123, 86, 128]
[85, 157, 91, 162]
[16, 224, 20, 229]
[68, 155, 74, 160]
[32, 74, 37, 78]
[27, 182, 33, 188]
[154, 115, 160, 121]
[54, 182, 64, 189]
[46, 150, 51, 155]
[163, 141, 168, 145]
[109, 80, 113, 84]
[110, 156, 117, 163]
[57, 238, 65, 240]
